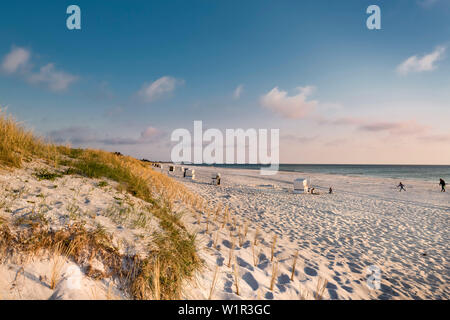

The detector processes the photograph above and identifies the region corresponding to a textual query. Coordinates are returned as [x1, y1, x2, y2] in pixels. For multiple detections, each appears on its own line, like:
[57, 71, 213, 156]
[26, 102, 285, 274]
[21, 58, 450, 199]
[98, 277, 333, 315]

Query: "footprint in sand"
[264, 291, 274, 300]
[216, 256, 224, 267]
[304, 266, 318, 277]
[242, 272, 259, 291]
[236, 256, 253, 271]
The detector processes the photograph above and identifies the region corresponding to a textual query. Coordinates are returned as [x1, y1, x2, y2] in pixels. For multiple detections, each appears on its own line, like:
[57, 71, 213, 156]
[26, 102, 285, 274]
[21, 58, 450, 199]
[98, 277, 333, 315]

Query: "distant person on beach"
[397, 182, 406, 192]
[439, 179, 446, 192]
[329, 187, 333, 194]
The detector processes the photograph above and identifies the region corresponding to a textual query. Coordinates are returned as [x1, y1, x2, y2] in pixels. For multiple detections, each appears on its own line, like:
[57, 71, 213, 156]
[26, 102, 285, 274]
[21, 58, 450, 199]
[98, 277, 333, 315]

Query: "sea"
[191, 164, 450, 182]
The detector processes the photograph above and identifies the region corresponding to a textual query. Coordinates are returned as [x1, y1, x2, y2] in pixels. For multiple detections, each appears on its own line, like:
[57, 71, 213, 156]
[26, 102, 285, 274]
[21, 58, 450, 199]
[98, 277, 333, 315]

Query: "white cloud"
[138, 76, 183, 103]
[233, 84, 244, 99]
[359, 120, 429, 135]
[28, 63, 78, 92]
[140, 126, 159, 140]
[1, 46, 77, 91]
[49, 125, 162, 145]
[1, 47, 30, 74]
[396, 46, 446, 75]
[260, 86, 317, 119]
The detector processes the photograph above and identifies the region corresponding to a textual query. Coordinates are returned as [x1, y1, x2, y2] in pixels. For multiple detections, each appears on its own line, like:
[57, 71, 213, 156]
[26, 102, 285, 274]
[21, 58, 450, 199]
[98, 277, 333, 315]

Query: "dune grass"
[0, 109, 58, 168]
[0, 109, 202, 300]
[34, 168, 62, 181]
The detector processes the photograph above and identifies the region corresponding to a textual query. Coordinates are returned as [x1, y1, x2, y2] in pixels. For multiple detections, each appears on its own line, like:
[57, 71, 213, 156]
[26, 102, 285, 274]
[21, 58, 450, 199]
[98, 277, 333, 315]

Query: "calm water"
[192, 164, 450, 182]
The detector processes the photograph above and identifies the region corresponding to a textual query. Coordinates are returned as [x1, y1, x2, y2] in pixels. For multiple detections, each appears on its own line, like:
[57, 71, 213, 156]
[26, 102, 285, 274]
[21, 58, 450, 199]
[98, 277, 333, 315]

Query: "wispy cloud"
[323, 138, 348, 147]
[359, 120, 429, 135]
[396, 46, 446, 75]
[1, 46, 78, 91]
[418, 133, 450, 142]
[140, 126, 159, 139]
[330, 117, 366, 126]
[48, 125, 161, 145]
[318, 115, 429, 136]
[138, 76, 183, 103]
[281, 134, 318, 144]
[28, 63, 78, 92]
[233, 84, 244, 99]
[1, 47, 30, 74]
[260, 86, 317, 119]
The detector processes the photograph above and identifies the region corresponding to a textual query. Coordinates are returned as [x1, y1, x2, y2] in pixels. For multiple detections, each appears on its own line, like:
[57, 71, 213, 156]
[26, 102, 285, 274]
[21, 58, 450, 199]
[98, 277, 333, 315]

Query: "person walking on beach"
[439, 179, 446, 192]
[397, 182, 406, 192]
[329, 187, 333, 194]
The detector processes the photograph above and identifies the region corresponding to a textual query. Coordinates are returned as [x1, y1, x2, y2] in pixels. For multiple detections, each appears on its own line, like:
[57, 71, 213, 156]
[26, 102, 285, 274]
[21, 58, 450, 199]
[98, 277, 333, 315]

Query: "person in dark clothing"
[397, 182, 406, 192]
[329, 187, 333, 194]
[439, 179, 446, 192]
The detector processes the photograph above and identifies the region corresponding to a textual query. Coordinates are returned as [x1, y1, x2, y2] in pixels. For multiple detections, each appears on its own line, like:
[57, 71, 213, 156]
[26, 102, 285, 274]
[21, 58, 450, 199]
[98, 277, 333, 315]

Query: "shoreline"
[171, 163, 450, 184]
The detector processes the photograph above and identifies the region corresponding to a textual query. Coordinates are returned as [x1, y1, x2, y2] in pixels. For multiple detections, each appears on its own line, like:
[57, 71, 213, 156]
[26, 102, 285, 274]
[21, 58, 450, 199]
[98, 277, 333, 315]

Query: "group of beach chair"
[152, 163, 223, 184]
[152, 164, 325, 192]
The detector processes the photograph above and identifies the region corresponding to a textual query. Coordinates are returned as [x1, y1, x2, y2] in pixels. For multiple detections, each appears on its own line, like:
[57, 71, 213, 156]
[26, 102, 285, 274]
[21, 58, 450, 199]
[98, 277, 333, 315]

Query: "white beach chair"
[293, 178, 310, 194]
[212, 173, 221, 185]
[185, 169, 195, 180]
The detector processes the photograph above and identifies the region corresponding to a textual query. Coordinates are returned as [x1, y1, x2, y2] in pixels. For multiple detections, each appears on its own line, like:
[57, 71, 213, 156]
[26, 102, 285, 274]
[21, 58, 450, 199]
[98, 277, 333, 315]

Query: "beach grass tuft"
[290, 250, 299, 281]
[270, 234, 277, 262]
[314, 277, 328, 300]
[208, 266, 219, 300]
[270, 259, 279, 291]
[233, 257, 240, 296]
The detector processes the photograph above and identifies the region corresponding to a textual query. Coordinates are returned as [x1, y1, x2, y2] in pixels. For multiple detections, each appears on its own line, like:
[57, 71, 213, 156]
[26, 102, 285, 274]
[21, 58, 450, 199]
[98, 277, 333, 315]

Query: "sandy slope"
[0, 160, 161, 300]
[175, 166, 449, 300]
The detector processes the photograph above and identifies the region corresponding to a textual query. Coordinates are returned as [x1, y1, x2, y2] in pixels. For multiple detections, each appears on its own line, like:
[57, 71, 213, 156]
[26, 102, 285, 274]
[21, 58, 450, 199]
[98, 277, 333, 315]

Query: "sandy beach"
[174, 166, 449, 300]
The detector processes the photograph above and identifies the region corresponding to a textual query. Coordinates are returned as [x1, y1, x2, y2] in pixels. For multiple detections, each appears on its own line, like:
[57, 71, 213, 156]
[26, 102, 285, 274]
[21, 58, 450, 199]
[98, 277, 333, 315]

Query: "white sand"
[1, 161, 448, 300]
[173, 166, 449, 300]
[0, 160, 161, 300]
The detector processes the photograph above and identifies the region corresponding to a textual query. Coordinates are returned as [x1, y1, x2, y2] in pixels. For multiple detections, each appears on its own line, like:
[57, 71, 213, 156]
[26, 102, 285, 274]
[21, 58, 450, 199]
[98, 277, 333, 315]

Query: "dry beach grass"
[0, 109, 202, 300]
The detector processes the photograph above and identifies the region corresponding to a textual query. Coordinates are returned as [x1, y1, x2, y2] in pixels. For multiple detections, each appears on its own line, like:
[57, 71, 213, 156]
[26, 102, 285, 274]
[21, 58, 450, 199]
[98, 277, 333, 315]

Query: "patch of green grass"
[59, 151, 157, 206]
[34, 168, 62, 181]
[62, 167, 79, 175]
[98, 181, 108, 188]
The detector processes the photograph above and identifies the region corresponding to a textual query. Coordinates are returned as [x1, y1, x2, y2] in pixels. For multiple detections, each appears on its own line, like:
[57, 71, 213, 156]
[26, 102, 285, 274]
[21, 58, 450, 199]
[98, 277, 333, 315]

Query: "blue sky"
[1, 0, 449, 164]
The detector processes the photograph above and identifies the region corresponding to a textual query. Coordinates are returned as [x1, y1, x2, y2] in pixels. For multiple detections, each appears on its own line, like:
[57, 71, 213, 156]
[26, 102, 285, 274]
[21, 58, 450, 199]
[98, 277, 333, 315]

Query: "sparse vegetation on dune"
[0, 109, 202, 299]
